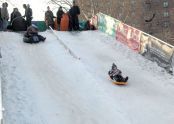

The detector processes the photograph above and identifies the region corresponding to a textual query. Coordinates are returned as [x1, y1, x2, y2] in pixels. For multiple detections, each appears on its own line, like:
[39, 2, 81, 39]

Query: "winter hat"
[112, 63, 117, 69]
[32, 24, 38, 30]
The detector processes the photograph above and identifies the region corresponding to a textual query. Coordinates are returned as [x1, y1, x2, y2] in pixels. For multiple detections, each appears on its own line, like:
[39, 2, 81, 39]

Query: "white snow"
[0, 30, 174, 124]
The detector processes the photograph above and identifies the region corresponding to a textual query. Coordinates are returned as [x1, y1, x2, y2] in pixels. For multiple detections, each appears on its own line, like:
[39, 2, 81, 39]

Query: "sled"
[60, 13, 69, 31]
[109, 77, 128, 85]
[112, 81, 128, 85]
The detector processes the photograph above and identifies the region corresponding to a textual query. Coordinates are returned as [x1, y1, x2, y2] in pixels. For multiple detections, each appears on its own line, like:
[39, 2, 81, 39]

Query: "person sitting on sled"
[23, 24, 46, 43]
[108, 63, 128, 82]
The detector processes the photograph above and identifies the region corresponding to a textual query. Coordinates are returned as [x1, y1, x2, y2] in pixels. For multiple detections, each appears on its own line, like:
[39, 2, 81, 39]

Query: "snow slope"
[0, 31, 174, 124]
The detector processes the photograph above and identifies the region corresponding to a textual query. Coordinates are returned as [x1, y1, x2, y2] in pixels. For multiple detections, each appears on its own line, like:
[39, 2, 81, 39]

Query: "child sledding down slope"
[108, 63, 128, 82]
[23, 24, 46, 44]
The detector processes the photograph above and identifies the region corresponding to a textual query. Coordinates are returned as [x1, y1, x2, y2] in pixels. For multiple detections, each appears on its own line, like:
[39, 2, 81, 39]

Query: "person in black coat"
[56, 6, 64, 30]
[45, 6, 55, 29]
[7, 8, 27, 31]
[0, 7, 3, 31]
[10, 8, 21, 23]
[23, 4, 32, 27]
[69, 1, 80, 31]
[108, 63, 128, 82]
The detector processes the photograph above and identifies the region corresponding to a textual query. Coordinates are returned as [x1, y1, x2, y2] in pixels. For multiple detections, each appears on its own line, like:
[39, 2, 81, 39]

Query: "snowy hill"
[0, 31, 174, 124]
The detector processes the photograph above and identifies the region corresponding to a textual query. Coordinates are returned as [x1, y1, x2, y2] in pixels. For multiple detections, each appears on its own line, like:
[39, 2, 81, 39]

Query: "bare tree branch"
[49, 0, 90, 20]
[49, 0, 72, 7]
[48, 0, 72, 12]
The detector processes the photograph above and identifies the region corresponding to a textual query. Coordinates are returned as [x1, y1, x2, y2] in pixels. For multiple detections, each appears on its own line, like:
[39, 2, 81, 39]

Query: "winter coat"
[69, 6, 80, 17]
[24, 7, 32, 19]
[84, 21, 90, 30]
[23, 25, 46, 43]
[0, 8, 2, 20]
[57, 9, 64, 24]
[108, 67, 125, 82]
[0, 8, 2, 31]
[10, 11, 26, 31]
[45, 10, 54, 26]
[12, 17, 27, 31]
[23, 34, 45, 44]
[60, 13, 69, 31]
[109, 68, 122, 77]
[69, 6, 80, 30]
[1, 6, 9, 20]
[11, 11, 21, 23]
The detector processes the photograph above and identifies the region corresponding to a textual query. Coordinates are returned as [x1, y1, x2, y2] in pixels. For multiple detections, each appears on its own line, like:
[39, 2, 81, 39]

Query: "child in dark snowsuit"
[108, 63, 128, 82]
[23, 24, 46, 43]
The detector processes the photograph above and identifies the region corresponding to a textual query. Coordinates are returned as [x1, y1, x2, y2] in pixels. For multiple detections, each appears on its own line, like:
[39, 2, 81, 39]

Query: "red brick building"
[77, 0, 174, 45]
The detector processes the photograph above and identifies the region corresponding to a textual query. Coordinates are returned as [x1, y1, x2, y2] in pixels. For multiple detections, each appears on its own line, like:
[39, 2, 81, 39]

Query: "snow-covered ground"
[0, 30, 174, 124]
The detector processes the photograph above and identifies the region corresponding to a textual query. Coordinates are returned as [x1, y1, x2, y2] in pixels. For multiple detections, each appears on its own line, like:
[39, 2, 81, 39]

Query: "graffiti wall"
[98, 13, 120, 36]
[90, 15, 98, 28]
[139, 32, 174, 69]
[116, 22, 141, 52]
[95, 12, 174, 73]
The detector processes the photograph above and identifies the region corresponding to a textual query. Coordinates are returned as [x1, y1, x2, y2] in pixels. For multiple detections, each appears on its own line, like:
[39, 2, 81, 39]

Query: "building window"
[163, 1, 169, 8]
[144, 0, 151, 10]
[131, 0, 136, 5]
[145, 0, 151, 4]
[164, 11, 169, 17]
[163, 21, 169, 28]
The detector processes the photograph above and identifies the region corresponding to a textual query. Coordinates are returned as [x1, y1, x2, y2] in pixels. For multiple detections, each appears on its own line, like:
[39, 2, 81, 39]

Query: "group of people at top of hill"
[0, 1, 80, 31]
[45, 0, 80, 31]
[0, 2, 32, 31]
[0, 0, 95, 32]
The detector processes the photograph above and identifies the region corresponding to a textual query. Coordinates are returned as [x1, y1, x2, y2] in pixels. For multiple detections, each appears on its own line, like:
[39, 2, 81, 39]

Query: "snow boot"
[124, 76, 128, 82]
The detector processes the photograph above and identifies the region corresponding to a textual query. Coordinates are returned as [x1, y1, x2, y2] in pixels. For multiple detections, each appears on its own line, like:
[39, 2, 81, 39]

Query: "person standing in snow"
[60, 12, 70, 31]
[69, 0, 80, 31]
[0, 7, 3, 31]
[10, 8, 21, 23]
[8, 8, 27, 31]
[23, 4, 32, 27]
[45, 6, 55, 29]
[1, 2, 9, 31]
[56, 6, 64, 31]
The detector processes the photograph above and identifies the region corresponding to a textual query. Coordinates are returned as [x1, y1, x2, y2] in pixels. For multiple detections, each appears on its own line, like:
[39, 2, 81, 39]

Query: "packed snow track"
[0, 31, 174, 124]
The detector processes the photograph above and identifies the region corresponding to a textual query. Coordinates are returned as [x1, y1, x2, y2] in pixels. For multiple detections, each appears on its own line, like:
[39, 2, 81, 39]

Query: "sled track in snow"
[0, 31, 174, 124]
